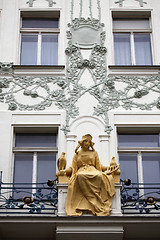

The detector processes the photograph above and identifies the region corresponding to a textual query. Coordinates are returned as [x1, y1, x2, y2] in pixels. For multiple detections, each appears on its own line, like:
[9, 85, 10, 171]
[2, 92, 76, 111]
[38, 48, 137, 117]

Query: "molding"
[114, 0, 147, 7]
[26, 0, 57, 7]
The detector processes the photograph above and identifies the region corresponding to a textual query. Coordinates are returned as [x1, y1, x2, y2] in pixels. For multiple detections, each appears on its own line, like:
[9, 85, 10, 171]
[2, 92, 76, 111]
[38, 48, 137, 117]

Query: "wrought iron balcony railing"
[121, 180, 160, 214]
[0, 176, 58, 215]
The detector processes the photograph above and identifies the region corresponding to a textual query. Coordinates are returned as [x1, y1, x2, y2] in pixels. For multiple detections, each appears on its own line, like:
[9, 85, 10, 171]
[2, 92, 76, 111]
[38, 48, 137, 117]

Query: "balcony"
[0, 177, 58, 215]
[0, 173, 160, 216]
[121, 180, 160, 215]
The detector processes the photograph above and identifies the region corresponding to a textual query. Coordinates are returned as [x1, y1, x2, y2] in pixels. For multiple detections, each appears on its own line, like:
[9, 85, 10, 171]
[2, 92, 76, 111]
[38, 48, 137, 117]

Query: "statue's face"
[82, 139, 90, 149]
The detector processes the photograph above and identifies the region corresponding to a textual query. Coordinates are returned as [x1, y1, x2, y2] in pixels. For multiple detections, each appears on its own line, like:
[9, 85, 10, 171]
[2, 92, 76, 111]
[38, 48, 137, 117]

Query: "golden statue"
[57, 134, 120, 216]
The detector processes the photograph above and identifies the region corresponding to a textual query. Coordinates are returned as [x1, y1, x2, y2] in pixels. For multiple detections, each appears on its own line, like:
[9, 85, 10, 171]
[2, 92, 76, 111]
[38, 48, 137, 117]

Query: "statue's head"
[75, 134, 95, 153]
[80, 134, 92, 145]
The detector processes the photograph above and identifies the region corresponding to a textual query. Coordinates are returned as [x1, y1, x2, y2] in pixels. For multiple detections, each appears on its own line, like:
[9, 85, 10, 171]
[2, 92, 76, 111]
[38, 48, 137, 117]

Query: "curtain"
[114, 33, 132, 65]
[134, 33, 152, 65]
[41, 34, 58, 65]
[20, 34, 38, 65]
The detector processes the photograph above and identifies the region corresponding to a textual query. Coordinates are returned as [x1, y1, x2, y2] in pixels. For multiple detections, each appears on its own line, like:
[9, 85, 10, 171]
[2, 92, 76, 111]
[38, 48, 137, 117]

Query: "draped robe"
[66, 150, 115, 216]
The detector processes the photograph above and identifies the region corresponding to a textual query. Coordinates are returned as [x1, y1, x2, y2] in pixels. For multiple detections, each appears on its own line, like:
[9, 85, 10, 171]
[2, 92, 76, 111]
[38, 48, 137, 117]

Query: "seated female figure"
[66, 134, 115, 216]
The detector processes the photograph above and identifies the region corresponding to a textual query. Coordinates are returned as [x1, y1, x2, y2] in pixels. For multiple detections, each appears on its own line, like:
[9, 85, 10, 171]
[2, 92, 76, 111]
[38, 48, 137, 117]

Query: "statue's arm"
[59, 154, 78, 178]
[95, 151, 102, 171]
[71, 153, 78, 175]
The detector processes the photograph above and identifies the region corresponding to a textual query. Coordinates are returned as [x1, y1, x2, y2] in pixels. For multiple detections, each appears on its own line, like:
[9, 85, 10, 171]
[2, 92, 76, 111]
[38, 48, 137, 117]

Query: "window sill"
[13, 65, 65, 75]
[108, 65, 160, 75]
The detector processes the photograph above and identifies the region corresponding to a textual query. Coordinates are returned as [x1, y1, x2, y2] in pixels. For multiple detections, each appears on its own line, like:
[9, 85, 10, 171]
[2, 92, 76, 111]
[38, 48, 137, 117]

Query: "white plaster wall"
[0, 0, 160, 182]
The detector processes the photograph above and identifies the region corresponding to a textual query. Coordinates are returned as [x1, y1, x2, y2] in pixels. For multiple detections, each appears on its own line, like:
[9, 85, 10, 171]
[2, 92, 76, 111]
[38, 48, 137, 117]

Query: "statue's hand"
[56, 169, 66, 177]
[65, 167, 72, 177]
[101, 165, 109, 172]
[105, 164, 120, 175]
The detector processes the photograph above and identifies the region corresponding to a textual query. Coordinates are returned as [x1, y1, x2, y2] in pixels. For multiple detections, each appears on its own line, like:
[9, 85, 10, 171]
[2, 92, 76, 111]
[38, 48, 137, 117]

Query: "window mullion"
[138, 151, 144, 197]
[131, 32, 136, 65]
[138, 151, 143, 183]
[32, 152, 37, 194]
[37, 32, 42, 65]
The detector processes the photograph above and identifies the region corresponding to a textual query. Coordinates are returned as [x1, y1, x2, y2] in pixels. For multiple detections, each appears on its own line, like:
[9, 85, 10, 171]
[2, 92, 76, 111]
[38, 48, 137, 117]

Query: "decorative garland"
[1, 0, 158, 135]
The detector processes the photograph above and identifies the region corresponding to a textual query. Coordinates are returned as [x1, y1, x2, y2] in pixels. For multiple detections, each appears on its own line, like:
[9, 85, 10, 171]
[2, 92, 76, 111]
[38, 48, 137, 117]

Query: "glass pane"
[114, 33, 132, 65]
[118, 134, 159, 147]
[37, 153, 56, 182]
[15, 133, 57, 147]
[13, 153, 33, 199]
[113, 19, 150, 29]
[119, 153, 138, 183]
[20, 34, 38, 65]
[142, 154, 160, 183]
[22, 18, 59, 28]
[142, 153, 160, 197]
[134, 33, 152, 65]
[41, 34, 58, 65]
[37, 153, 56, 198]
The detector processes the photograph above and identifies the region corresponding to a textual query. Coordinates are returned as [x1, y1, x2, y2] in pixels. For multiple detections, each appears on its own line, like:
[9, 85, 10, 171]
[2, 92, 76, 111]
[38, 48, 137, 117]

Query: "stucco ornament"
[26, 0, 36, 7]
[26, 0, 56, 7]
[0, 0, 160, 134]
[0, 62, 13, 74]
[115, 0, 147, 7]
[57, 134, 120, 216]
[46, 0, 56, 7]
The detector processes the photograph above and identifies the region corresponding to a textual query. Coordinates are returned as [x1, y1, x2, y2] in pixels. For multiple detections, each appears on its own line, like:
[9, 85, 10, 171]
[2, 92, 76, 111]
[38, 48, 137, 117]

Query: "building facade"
[0, 0, 160, 239]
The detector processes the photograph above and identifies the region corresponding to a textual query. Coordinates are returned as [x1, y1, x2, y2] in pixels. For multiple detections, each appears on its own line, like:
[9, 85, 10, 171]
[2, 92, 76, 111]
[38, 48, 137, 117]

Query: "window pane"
[113, 19, 150, 29]
[13, 154, 33, 199]
[118, 134, 159, 147]
[15, 133, 57, 147]
[142, 153, 160, 197]
[41, 34, 58, 65]
[142, 153, 160, 183]
[119, 153, 138, 183]
[37, 153, 56, 183]
[114, 33, 132, 65]
[14, 154, 33, 183]
[134, 34, 152, 65]
[20, 34, 38, 65]
[22, 18, 59, 28]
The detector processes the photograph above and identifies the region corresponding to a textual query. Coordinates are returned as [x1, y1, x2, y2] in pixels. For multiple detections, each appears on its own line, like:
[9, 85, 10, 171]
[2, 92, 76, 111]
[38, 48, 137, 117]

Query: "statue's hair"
[75, 135, 95, 154]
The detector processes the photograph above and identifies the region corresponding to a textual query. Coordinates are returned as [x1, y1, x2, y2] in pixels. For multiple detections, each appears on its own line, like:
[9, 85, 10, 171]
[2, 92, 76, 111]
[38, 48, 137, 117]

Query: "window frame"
[12, 127, 58, 195]
[19, 11, 60, 65]
[118, 132, 160, 196]
[113, 17, 153, 65]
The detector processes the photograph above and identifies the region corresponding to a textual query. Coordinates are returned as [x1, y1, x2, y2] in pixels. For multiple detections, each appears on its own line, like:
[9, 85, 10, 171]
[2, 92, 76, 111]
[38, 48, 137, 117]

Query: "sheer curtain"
[15, 133, 57, 147]
[142, 153, 160, 196]
[37, 153, 57, 182]
[20, 34, 38, 65]
[114, 33, 132, 65]
[134, 33, 152, 65]
[41, 34, 58, 65]
[13, 153, 33, 198]
[119, 153, 138, 183]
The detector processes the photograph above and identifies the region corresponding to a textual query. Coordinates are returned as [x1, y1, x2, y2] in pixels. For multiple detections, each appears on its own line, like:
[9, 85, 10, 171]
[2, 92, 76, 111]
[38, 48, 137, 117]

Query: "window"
[118, 133, 160, 182]
[113, 18, 153, 65]
[20, 12, 59, 65]
[13, 128, 58, 198]
[118, 133, 160, 196]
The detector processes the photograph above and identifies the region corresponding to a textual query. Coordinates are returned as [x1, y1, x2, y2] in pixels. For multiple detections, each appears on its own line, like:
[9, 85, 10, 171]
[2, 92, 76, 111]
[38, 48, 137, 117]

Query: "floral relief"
[0, 0, 159, 135]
